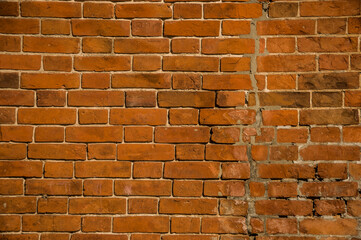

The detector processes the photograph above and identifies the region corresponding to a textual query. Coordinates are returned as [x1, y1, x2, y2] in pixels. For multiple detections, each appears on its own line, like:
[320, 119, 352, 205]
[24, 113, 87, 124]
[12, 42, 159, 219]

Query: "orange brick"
[23, 36, 79, 54]
[115, 4, 172, 18]
[84, 180, 113, 196]
[82, 38, 112, 53]
[0, 36, 20, 52]
[44, 162, 73, 178]
[174, 3, 202, 19]
[0, 161, 42, 177]
[68, 91, 124, 106]
[133, 56, 161, 71]
[22, 73, 79, 89]
[22, 215, 81, 232]
[0, 54, 41, 70]
[43, 56, 72, 72]
[69, 198, 126, 214]
[82, 73, 110, 89]
[115, 180, 172, 196]
[75, 161, 131, 178]
[38, 198, 67, 214]
[222, 20, 250, 35]
[82, 216, 111, 232]
[37, 91, 66, 106]
[124, 127, 153, 142]
[83, 2, 113, 18]
[0, 18, 39, 34]
[129, 198, 158, 214]
[204, 3, 262, 19]
[164, 21, 220, 37]
[35, 127, 64, 142]
[133, 162, 162, 178]
[88, 144, 116, 160]
[132, 20, 162, 37]
[72, 19, 130, 36]
[18, 108, 76, 125]
[172, 39, 200, 53]
[41, 19, 70, 35]
[26, 179, 82, 196]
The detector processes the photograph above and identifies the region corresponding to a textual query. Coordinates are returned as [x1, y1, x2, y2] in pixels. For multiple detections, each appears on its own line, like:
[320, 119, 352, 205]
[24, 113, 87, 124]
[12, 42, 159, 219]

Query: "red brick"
[0, 54, 41, 70]
[83, 2, 113, 18]
[24, 36, 79, 54]
[82, 38, 112, 53]
[318, 163, 347, 179]
[75, 161, 131, 178]
[163, 56, 218, 72]
[259, 92, 310, 108]
[176, 144, 204, 160]
[43, 56, 72, 72]
[88, 144, 116, 160]
[42, 234, 69, 240]
[258, 164, 315, 179]
[82, 73, 110, 89]
[257, 20, 315, 35]
[79, 109, 108, 124]
[68, 91, 124, 106]
[115, 4, 172, 18]
[348, 200, 361, 216]
[72, 19, 130, 36]
[112, 73, 171, 89]
[172, 39, 200, 53]
[203, 74, 252, 90]
[270, 146, 298, 161]
[251, 145, 268, 161]
[38, 198, 67, 214]
[300, 219, 357, 235]
[0, 2, 19, 16]
[111, 109, 167, 125]
[268, 75, 296, 90]
[155, 127, 210, 143]
[0, 179, 23, 195]
[345, 91, 361, 107]
[268, 182, 297, 198]
[41, 19, 70, 35]
[217, 92, 245, 107]
[0, 144, 27, 160]
[35, 127, 64, 142]
[257, 55, 316, 72]
[300, 0, 360, 17]
[126, 91, 156, 107]
[44, 162, 73, 178]
[220, 199, 247, 216]
[200, 109, 256, 125]
[21, 1, 81, 17]
[0, 161, 42, 177]
[298, 37, 357, 53]
[115, 180, 172, 196]
[319, 55, 348, 70]
[0, 216, 20, 231]
[114, 216, 169, 233]
[115, 39, 169, 53]
[84, 180, 113, 196]
[159, 91, 215, 107]
[162, 236, 215, 240]
[277, 128, 308, 143]
[66, 126, 123, 143]
[75, 56, 130, 71]
[0, 108, 15, 124]
[0, 197, 36, 214]
[82, 217, 111, 232]
[19, 108, 76, 125]
[164, 21, 220, 37]
[169, 109, 198, 125]
[129, 198, 158, 214]
[133, 56, 161, 71]
[0, 19, 39, 34]
[201, 217, 246, 234]
[256, 200, 313, 216]
[132, 20, 162, 37]
[22, 215, 81, 232]
[0, 72, 19, 88]
[266, 218, 297, 234]
[0, 126, 32, 142]
[349, 17, 361, 34]
[221, 57, 250, 72]
[250, 218, 264, 234]
[211, 127, 240, 143]
[118, 144, 174, 161]
[222, 20, 250, 35]
[315, 200, 345, 215]
[134, 162, 162, 178]
[262, 110, 298, 126]
[26, 179, 82, 196]
[222, 163, 250, 179]
[174, 3, 201, 19]
[125, 127, 153, 142]
[22, 73, 79, 89]
[206, 145, 247, 161]
[204, 181, 245, 197]
[312, 92, 342, 107]
[28, 143, 86, 160]
[160, 198, 217, 214]
[69, 198, 126, 214]
[164, 162, 220, 179]
[0, 36, 20, 52]
[301, 182, 358, 197]
[318, 18, 346, 34]
[300, 109, 359, 125]
[72, 234, 127, 240]
[204, 3, 262, 18]
[173, 180, 203, 197]
[310, 127, 340, 142]
[301, 145, 359, 161]
[269, 2, 298, 18]
[344, 126, 361, 142]
[267, 37, 295, 53]
[203, 39, 254, 54]
[0, 234, 39, 240]
[171, 217, 200, 233]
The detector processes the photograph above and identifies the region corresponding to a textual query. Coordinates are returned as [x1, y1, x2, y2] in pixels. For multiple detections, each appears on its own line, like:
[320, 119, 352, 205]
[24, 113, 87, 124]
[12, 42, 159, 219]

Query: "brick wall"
[0, 0, 361, 239]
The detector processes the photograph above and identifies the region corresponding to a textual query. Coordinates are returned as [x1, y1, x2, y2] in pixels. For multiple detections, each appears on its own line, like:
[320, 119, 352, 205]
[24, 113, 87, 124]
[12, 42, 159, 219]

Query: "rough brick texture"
[0, 0, 360, 239]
